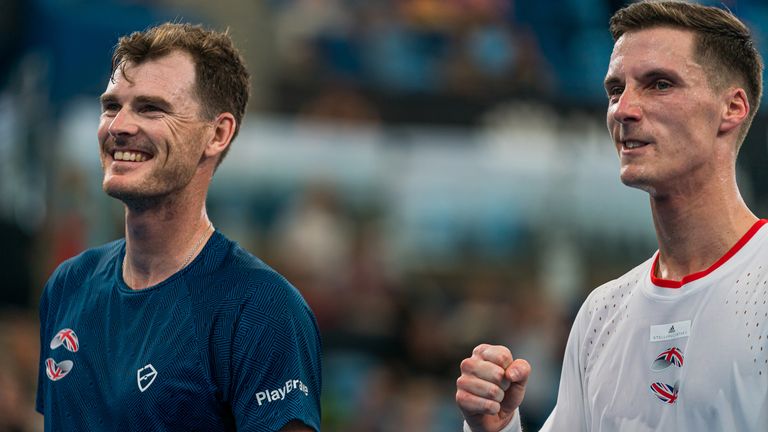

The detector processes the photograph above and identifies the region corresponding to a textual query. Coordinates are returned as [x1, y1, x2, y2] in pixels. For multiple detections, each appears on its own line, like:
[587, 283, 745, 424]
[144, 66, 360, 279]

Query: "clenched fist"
[455, 344, 531, 432]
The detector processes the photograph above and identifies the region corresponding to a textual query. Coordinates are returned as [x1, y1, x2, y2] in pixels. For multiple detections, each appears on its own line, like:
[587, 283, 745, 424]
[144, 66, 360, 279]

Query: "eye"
[653, 80, 672, 91]
[101, 102, 120, 114]
[606, 86, 623, 102]
[139, 104, 164, 113]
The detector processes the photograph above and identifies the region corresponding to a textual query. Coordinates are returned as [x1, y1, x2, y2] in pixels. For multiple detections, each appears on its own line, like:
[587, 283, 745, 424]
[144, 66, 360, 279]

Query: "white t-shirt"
[468, 219, 768, 432]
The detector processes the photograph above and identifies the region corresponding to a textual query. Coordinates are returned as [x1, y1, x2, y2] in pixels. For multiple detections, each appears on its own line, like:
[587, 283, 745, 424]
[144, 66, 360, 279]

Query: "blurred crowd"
[270, 0, 768, 124]
[271, 0, 610, 125]
[3, 1, 768, 431]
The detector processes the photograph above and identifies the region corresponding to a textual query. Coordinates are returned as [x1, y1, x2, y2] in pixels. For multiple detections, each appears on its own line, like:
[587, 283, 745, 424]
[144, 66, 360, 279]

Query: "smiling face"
[98, 50, 213, 206]
[604, 27, 726, 196]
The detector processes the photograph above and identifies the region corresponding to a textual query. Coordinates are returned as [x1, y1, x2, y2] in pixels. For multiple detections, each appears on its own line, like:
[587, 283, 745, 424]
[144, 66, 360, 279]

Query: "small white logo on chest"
[137, 364, 158, 392]
[650, 320, 691, 342]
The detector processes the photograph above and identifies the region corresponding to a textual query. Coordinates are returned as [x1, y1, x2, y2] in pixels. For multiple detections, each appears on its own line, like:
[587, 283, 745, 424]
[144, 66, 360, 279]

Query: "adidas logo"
[668, 326, 676, 334]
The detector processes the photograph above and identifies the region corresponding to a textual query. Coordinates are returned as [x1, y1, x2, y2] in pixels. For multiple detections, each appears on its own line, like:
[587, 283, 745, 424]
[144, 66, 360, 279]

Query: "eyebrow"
[99, 93, 118, 106]
[99, 94, 173, 111]
[604, 76, 622, 91]
[604, 67, 682, 90]
[639, 68, 681, 83]
[134, 95, 173, 111]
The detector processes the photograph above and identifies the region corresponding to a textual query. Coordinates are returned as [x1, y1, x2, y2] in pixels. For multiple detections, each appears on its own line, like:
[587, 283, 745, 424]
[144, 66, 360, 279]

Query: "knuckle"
[456, 375, 466, 388]
[493, 368, 506, 384]
[460, 357, 475, 373]
[455, 391, 475, 410]
[490, 384, 504, 402]
[485, 383, 497, 399]
[473, 343, 490, 356]
[455, 390, 464, 404]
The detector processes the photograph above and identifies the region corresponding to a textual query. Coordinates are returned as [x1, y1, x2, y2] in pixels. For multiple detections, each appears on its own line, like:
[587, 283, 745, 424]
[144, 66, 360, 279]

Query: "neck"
[650, 177, 757, 281]
[122, 187, 213, 290]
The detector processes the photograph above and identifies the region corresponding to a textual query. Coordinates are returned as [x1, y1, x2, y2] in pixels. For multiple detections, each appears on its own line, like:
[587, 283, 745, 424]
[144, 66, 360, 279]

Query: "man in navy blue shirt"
[36, 23, 321, 431]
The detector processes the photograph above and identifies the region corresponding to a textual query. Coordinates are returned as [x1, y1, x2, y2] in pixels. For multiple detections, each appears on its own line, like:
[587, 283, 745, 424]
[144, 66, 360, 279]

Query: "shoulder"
[583, 256, 652, 310]
[570, 255, 654, 336]
[44, 239, 123, 294]
[190, 232, 314, 319]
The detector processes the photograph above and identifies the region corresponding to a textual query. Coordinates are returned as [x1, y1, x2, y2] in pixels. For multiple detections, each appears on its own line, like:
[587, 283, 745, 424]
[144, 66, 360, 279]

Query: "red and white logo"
[650, 382, 678, 404]
[651, 347, 684, 371]
[45, 358, 74, 381]
[50, 328, 79, 352]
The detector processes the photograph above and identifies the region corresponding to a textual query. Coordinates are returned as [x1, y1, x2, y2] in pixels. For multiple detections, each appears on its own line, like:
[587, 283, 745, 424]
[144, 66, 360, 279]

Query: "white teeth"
[624, 141, 647, 149]
[113, 151, 148, 162]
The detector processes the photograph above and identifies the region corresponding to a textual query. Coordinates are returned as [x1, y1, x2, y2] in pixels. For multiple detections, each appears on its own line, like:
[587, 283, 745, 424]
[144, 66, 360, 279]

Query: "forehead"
[104, 50, 197, 102]
[606, 27, 702, 79]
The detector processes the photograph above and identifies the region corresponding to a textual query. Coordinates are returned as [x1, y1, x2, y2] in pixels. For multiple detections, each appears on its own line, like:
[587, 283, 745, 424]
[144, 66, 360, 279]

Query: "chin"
[620, 168, 652, 191]
[104, 176, 187, 211]
[107, 189, 170, 212]
[104, 180, 152, 202]
[104, 184, 138, 201]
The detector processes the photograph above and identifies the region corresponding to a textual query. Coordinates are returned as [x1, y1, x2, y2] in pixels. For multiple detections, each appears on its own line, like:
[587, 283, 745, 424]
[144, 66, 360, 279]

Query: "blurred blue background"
[2, 1, 768, 431]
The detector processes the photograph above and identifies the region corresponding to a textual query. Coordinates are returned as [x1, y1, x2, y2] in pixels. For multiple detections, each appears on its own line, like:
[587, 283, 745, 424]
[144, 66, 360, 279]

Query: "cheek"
[168, 121, 209, 155]
[670, 111, 714, 148]
[605, 113, 619, 143]
[96, 119, 112, 144]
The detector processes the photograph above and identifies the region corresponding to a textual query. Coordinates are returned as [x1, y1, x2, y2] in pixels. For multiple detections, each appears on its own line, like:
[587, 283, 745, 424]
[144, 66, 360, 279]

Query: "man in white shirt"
[456, 1, 767, 431]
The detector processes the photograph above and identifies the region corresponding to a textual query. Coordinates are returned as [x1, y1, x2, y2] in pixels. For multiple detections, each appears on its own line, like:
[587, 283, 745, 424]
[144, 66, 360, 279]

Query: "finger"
[472, 343, 493, 357]
[455, 388, 501, 416]
[460, 357, 509, 389]
[456, 374, 506, 403]
[476, 345, 514, 370]
[500, 359, 531, 414]
[505, 358, 532, 385]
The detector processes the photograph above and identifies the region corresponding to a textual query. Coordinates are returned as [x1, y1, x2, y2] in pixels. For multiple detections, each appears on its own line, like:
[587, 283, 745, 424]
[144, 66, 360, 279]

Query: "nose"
[611, 87, 642, 125]
[107, 108, 139, 138]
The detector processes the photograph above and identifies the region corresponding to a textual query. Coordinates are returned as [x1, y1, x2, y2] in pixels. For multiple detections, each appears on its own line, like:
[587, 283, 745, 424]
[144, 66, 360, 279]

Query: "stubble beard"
[103, 161, 196, 213]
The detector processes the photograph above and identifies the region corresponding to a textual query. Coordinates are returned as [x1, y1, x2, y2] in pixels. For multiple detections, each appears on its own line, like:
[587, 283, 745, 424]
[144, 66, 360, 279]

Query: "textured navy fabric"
[36, 231, 322, 431]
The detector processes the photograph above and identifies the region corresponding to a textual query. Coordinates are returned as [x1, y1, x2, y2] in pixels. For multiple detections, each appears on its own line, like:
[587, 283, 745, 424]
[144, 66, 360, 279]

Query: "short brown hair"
[610, 1, 763, 144]
[111, 22, 250, 164]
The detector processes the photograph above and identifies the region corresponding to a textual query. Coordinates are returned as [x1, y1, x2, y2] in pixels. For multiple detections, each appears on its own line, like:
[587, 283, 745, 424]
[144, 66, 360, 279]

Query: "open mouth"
[623, 140, 650, 150]
[112, 150, 152, 162]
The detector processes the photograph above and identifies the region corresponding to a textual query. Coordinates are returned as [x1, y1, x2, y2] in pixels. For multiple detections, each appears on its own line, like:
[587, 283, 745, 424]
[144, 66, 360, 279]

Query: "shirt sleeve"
[229, 279, 322, 431]
[536, 300, 590, 432]
[35, 270, 56, 414]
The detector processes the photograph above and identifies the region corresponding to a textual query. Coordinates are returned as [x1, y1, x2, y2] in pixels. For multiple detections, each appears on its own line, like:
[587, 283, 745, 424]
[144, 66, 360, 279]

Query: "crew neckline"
[116, 230, 222, 294]
[650, 219, 767, 289]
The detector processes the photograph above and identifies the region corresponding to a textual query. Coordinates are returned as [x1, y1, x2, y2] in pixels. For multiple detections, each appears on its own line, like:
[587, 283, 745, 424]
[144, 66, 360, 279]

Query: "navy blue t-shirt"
[36, 231, 322, 431]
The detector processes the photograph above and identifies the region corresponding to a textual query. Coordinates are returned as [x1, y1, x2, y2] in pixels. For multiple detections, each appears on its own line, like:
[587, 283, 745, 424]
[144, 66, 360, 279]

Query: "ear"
[204, 112, 236, 160]
[718, 87, 749, 135]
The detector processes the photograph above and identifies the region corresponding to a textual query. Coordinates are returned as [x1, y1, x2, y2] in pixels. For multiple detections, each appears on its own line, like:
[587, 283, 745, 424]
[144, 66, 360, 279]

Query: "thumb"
[500, 358, 531, 416]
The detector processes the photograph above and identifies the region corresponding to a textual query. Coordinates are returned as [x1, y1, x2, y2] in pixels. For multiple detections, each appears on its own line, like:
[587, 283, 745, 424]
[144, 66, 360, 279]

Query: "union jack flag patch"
[50, 328, 79, 352]
[45, 358, 74, 381]
[651, 346, 684, 370]
[650, 382, 678, 404]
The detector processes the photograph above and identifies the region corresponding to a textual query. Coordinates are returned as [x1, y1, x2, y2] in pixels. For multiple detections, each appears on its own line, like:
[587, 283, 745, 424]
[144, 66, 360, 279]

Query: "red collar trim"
[650, 219, 768, 289]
